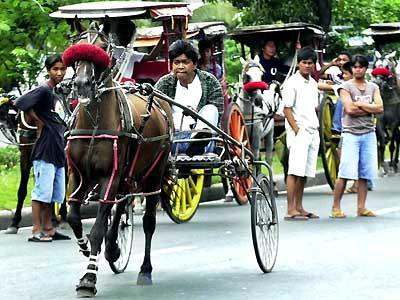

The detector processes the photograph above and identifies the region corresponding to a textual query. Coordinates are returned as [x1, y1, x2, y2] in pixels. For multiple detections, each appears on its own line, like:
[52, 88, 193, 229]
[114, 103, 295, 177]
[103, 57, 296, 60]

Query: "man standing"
[282, 47, 320, 220]
[15, 54, 70, 241]
[331, 55, 383, 218]
[319, 51, 351, 84]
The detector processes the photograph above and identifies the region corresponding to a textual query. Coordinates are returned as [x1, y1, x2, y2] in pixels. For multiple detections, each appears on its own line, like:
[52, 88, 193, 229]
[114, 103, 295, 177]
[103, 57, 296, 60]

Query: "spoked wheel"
[251, 174, 278, 273]
[319, 95, 340, 190]
[223, 102, 252, 205]
[163, 169, 204, 224]
[109, 203, 134, 274]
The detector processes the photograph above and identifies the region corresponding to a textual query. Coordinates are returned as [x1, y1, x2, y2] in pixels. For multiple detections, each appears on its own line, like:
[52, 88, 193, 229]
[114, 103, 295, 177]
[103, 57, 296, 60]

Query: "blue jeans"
[338, 132, 378, 180]
[31, 160, 65, 203]
[332, 99, 343, 132]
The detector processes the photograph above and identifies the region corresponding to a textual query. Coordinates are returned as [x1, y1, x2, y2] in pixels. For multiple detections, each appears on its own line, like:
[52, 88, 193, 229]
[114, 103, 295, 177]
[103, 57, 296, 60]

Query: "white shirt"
[173, 75, 202, 130]
[113, 46, 145, 79]
[282, 71, 319, 131]
[325, 66, 343, 85]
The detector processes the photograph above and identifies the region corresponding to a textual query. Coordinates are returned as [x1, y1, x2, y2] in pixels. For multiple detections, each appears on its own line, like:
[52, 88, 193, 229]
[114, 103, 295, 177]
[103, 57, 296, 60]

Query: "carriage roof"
[50, 1, 191, 20]
[229, 22, 324, 46]
[134, 21, 227, 47]
[362, 22, 400, 45]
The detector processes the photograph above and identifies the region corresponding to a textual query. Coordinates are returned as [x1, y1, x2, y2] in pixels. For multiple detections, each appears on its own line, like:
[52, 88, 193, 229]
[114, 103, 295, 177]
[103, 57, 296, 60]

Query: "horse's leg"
[137, 194, 158, 285]
[394, 129, 400, 173]
[389, 134, 395, 171]
[76, 202, 113, 297]
[7, 146, 32, 232]
[375, 121, 386, 175]
[104, 199, 127, 263]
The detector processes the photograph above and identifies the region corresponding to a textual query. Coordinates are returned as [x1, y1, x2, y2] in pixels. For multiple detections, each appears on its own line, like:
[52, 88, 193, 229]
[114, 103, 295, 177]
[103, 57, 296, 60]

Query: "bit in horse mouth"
[78, 97, 90, 104]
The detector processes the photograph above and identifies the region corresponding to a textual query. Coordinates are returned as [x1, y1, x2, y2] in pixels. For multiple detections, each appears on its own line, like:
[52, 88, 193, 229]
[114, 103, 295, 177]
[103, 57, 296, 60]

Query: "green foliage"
[0, 146, 20, 172]
[0, 0, 99, 92]
[192, 2, 239, 30]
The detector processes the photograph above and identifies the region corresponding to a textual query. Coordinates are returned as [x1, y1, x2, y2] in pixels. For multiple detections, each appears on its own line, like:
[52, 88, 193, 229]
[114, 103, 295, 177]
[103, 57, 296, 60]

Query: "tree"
[0, 0, 96, 92]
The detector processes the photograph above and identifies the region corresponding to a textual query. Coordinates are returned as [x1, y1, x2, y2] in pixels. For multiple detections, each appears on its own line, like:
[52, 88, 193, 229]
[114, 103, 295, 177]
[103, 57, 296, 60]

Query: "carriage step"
[175, 153, 220, 162]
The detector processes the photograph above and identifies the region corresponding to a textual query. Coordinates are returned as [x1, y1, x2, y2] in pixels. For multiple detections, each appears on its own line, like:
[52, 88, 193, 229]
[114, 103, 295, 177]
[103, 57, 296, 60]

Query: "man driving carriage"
[155, 39, 224, 157]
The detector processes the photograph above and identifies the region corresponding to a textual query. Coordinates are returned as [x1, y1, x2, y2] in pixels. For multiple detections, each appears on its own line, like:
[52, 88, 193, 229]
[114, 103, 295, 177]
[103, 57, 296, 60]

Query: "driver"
[258, 40, 290, 84]
[155, 40, 223, 156]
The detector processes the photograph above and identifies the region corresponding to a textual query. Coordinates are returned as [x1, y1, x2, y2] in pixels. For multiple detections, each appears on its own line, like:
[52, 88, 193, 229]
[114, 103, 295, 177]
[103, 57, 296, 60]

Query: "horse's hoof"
[76, 275, 97, 298]
[136, 272, 152, 286]
[4, 226, 18, 234]
[105, 243, 121, 263]
[76, 287, 97, 298]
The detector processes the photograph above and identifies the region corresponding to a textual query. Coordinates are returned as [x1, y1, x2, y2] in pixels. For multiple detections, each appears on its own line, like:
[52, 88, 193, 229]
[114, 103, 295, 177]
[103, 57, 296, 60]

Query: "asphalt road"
[1, 175, 399, 300]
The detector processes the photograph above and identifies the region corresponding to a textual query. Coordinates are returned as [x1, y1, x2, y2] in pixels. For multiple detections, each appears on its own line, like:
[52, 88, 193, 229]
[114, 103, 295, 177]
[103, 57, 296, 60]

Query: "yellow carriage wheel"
[318, 95, 340, 190]
[164, 169, 204, 224]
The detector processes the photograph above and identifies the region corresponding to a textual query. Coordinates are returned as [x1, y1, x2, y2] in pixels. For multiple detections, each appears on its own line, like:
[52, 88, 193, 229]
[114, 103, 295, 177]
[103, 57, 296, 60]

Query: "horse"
[1, 93, 69, 234]
[63, 25, 173, 297]
[235, 56, 281, 169]
[372, 50, 400, 173]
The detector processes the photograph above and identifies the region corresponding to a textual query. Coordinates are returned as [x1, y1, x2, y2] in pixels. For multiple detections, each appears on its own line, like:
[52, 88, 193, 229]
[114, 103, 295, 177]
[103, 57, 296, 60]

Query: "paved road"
[1, 176, 399, 300]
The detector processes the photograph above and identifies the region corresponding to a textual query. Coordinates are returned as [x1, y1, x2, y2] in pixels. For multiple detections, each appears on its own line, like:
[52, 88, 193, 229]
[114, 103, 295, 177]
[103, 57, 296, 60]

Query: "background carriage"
[229, 23, 337, 187]
[50, 1, 278, 296]
[363, 22, 400, 174]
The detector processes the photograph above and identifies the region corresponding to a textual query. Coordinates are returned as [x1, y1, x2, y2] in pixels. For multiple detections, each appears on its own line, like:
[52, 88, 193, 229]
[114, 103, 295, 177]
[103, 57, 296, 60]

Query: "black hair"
[338, 51, 351, 61]
[198, 39, 212, 54]
[352, 54, 369, 68]
[262, 40, 276, 48]
[342, 61, 353, 74]
[45, 54, 63, 71]
[116, 18, 136, 47]
[297, 46, 317, 63]
[169, 40, 199, 64]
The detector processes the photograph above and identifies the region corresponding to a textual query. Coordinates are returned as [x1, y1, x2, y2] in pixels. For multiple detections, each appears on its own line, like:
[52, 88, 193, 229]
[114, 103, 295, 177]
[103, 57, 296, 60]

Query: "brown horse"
[63, 28, 172, 297]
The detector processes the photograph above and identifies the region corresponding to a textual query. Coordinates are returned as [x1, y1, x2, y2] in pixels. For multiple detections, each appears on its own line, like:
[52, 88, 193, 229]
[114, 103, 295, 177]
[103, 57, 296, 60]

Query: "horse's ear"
[254, 54, 260, 64]
[102, 16, 112, 36]
[240, 57, 247, 66]
[375, 50, 382, 59]
[69, 16, 85, 34]
[387, 51, 397, 59]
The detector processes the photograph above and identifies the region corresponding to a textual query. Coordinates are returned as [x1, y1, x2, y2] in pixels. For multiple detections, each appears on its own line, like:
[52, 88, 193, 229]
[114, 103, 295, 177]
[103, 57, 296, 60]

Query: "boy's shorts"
[338, 131, 377, 180]
[31, 160, 65, 204]
[287, 128, 320, 177]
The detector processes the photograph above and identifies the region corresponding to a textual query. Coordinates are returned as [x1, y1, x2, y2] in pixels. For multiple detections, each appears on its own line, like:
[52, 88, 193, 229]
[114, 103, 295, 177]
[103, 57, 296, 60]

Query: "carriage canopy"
[50, 1, 192, 20]
[362, 22, 400, 45]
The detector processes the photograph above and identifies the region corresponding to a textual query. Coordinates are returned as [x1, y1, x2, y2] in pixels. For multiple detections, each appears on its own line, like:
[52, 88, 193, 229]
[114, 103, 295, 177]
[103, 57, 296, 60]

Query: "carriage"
[362, 22, 400, 174]
[50, 1, 278, 297]
[229, 23, 338, 188]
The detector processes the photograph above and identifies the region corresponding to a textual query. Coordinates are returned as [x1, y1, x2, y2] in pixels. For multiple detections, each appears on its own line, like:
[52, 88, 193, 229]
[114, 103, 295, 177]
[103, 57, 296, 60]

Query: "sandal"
[330, 207, 346, 218]
[357, 208, 376, 217]
[28, 232, 53, 242]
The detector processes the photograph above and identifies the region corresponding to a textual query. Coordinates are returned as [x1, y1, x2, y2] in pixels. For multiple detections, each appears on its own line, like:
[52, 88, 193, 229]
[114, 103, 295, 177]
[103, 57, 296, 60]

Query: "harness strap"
[67, 129, 138, 139]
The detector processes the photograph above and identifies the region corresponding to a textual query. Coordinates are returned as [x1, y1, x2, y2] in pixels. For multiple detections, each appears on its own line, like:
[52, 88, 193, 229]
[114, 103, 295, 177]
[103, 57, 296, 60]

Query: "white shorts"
[286, 128, 320, 177]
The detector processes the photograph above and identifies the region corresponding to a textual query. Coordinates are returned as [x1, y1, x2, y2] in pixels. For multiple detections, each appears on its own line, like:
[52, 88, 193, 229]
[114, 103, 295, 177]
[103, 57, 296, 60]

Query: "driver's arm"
[142, 33, 165, 62]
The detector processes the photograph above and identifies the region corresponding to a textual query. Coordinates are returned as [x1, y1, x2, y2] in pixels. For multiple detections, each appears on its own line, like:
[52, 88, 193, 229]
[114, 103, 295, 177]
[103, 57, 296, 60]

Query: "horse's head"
[240, 55, 265, 85]
[374, 50, 397, 70]
[62, 23, 112, 105]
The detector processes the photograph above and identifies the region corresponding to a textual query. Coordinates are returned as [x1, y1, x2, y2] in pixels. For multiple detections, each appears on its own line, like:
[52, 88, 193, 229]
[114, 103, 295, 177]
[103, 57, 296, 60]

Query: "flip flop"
[284, 214, 309, 221]
[357, 208, 376, 217]
[302, 212, 320, 219]
[28, 232, 53, 242]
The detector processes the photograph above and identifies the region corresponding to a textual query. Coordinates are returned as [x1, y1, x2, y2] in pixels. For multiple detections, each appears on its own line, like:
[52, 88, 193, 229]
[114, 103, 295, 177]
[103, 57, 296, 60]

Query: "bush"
[0, 146, 20, 172]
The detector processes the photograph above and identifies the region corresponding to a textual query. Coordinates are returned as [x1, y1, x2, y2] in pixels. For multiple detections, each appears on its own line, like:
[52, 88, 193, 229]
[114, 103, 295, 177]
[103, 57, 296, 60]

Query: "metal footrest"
[174, 153, 220, 163]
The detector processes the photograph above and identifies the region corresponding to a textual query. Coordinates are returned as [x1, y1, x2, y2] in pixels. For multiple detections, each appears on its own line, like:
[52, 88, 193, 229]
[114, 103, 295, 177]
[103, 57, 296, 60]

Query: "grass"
[0, 166, 34, 210]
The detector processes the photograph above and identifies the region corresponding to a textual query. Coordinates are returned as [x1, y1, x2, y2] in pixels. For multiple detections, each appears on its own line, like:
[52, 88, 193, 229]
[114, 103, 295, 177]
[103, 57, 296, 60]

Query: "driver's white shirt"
[173, 75, 202, 130]
[113, 47, 145, 79]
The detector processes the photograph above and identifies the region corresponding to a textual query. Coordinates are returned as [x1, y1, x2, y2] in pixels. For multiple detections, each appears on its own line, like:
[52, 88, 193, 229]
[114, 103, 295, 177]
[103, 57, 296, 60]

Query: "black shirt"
[259, 56, 290, 84]
[15, 82, 66, 167]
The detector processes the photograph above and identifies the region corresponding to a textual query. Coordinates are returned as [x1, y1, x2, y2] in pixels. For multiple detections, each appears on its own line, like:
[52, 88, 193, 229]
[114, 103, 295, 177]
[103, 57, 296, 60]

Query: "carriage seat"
[243, 81, 269, 93]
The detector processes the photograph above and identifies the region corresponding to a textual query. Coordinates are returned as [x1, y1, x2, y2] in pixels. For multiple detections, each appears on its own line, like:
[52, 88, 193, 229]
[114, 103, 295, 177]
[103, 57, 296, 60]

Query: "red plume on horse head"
[62, 44, 111, 69]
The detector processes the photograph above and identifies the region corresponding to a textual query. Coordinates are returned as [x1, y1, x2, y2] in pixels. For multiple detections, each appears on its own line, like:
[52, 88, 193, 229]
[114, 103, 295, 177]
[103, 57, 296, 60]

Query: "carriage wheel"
[109, 203, 134, 274]
[251, 174, 279, 273]
[318, 95, 340, 190]
[163, 169, 204, 224]
[223, 102, 252, 205]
